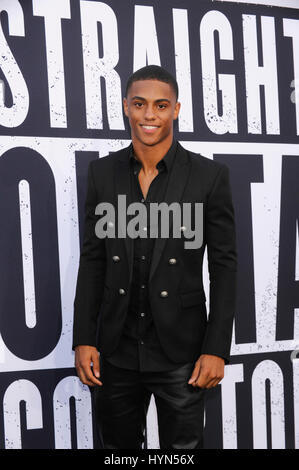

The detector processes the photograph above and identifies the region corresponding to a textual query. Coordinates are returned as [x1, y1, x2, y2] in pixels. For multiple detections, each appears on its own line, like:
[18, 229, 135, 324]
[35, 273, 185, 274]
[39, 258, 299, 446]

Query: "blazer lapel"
[114, 146, 134, 280]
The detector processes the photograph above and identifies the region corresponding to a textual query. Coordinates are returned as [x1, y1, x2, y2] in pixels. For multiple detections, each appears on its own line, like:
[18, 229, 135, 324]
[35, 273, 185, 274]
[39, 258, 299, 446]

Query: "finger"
[196, 370, 219, 388]
[205, 370, 225, 388]
[205, 378, 221, 389]
[76, 366, 95, 386]
[188, 362, 201, 384]
[85, 365, 103, 386]
[194, 367, 211, 388]
[197, 375, 221, 389]
[79, 364, 102, 386]
[194, 378, 208, 388]
[201, 378, 217, 389]
[91, 351, 100, 379]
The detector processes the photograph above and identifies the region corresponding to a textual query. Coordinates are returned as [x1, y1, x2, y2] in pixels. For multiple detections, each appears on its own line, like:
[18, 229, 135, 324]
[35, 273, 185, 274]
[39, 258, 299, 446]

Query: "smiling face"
[123, 79, 180, 148]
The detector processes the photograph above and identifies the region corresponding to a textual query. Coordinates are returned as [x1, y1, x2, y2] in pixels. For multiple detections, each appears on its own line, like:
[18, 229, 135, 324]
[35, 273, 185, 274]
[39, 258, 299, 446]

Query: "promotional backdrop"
[0, 0, 298, 449]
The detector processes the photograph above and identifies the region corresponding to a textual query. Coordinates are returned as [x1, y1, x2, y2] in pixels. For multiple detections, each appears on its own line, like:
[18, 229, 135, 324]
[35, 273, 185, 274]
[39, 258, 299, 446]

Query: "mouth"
[140, 124, 160, 134]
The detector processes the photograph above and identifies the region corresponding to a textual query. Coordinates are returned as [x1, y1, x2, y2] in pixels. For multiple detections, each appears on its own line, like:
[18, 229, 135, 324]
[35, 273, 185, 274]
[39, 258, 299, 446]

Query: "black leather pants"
[92, 357, 206, 449]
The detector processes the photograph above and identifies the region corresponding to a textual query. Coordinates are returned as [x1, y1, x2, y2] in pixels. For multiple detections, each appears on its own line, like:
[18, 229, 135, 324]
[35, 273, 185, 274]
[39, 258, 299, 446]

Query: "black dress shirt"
[104, 140, 189, 372]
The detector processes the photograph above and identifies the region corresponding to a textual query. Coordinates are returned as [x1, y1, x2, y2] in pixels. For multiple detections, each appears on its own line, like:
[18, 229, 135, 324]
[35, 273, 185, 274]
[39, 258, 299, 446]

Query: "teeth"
[142, 125, 158, 129]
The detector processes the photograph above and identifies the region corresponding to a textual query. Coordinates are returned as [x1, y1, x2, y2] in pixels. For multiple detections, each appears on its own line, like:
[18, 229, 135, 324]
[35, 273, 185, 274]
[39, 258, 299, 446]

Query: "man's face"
[123, 79, 180, 147]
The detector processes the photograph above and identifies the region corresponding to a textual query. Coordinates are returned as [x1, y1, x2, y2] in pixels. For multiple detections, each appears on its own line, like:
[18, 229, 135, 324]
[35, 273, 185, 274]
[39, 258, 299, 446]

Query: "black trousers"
[92, 356, 206, 449]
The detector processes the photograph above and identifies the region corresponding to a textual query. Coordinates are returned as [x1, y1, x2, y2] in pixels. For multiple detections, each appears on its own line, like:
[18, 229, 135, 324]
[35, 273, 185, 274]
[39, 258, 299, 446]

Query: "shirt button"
[141, 198, 145, 203]
[160, 290, 168, 298]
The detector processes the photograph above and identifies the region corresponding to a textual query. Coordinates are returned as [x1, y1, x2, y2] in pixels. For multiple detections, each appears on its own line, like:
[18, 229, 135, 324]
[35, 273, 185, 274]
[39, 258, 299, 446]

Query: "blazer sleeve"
[72, 160, 106, 350]
[200, 164, 238, 364]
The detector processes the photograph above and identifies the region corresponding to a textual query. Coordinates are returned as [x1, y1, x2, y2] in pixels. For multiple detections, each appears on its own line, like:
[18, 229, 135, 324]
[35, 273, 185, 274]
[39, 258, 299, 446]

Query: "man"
[73, 65, 237, 449]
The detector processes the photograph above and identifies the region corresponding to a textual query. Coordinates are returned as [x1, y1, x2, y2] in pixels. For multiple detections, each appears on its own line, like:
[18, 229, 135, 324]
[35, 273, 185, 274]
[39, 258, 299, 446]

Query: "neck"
[132, 134, 173, 171]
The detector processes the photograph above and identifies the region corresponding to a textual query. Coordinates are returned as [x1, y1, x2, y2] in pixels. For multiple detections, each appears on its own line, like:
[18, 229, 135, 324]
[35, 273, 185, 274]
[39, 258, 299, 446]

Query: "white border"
[213, 0, 299, 10]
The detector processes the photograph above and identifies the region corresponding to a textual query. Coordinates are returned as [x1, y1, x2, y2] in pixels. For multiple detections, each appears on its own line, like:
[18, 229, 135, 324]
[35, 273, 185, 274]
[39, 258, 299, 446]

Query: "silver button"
[108, 221, 114, 228]
[140, 340, 144, 345]
[112, 255, 120, 262]
[168, 258, 177, 265]
[141, 284, 146, 289]
[180, 226, 186, 232]
[119, 288, 126, 295]
[143, 226, 147, 231]
[141, 255, 146, 260]
[160, 290, 168, 298]
[140, 312, 145, 317]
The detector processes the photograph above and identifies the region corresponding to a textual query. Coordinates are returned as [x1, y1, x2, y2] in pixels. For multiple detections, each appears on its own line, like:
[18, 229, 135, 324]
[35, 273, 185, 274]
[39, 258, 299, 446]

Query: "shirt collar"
[129, 139, 177, 173]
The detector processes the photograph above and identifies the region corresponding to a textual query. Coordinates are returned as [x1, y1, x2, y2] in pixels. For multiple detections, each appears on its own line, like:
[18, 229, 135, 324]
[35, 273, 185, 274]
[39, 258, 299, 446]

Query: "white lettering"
[0, 0, 29, 127]
[133, 5, 161, 70]
[221, 364, 244, 449]
[53, 376, 93, 449]
[3, 379, 43, 449]
[173, 9, 193, 132]
[243, 15, 280, 134]
[200, 10, 238, 134]
[251, 360, 285, 448]
[80, 1, 124, 130]
[33, 0, 71, 128]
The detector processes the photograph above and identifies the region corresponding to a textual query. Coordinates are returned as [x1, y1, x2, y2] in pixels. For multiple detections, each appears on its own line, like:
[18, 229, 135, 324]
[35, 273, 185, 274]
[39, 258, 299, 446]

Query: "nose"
[144, 104, 155, 121]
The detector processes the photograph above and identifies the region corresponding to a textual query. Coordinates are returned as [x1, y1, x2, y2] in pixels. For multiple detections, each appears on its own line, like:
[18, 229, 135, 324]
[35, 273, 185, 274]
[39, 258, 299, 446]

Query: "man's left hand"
[188, 354, 225, 389]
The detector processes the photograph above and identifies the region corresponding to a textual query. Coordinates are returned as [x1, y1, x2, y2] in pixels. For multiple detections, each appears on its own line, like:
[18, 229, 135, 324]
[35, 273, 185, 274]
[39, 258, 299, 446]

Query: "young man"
[73, 65, 238, 449]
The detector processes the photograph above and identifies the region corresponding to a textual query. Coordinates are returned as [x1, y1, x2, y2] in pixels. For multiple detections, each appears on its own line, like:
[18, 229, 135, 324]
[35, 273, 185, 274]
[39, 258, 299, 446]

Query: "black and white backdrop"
[0, 0, 298, 449]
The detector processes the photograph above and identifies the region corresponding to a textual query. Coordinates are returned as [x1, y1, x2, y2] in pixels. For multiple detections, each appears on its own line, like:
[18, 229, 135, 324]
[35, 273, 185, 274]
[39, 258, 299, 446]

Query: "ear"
[173, 101, 181, 120]
[123, 97, 129, 117]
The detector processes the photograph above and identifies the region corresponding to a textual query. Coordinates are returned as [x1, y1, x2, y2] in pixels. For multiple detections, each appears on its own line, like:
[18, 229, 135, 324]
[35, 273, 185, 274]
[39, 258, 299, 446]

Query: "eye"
[134, 102, 143, 108]
[158, 104, 167, 109]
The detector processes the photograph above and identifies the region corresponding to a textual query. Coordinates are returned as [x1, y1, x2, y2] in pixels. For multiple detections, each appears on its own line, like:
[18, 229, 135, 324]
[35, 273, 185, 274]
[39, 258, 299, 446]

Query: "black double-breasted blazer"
[73, 142, 238, 364]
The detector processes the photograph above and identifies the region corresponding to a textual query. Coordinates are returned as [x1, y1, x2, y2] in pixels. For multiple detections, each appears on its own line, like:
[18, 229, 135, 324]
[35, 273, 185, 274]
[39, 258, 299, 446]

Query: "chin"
[142, 139, 160, 147]
[137, 133, 168, 147]
[135, 134, 159, 146]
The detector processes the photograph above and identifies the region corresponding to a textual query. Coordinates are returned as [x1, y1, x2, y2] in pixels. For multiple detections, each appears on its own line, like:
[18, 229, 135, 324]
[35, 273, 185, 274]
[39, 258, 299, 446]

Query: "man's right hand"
[75, 345, 102, 387]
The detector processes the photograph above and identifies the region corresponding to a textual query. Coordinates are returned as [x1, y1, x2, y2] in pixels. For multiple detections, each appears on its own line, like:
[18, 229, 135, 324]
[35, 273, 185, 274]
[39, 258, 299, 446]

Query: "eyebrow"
[131, 96, 171, 103]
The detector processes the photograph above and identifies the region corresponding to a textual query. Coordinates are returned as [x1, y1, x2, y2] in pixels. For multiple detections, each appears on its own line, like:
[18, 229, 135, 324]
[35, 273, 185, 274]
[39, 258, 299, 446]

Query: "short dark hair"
[125, 65, 178, 100]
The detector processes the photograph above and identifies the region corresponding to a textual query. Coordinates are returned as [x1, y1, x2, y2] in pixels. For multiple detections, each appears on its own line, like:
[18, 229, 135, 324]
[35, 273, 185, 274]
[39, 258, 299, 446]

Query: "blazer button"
[160, 290, 168, 298]
[180, 226, 186, 232]
[119, 288, 126, 295]
[168, 258, 177, 265]
[112, 255, 120, 262]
